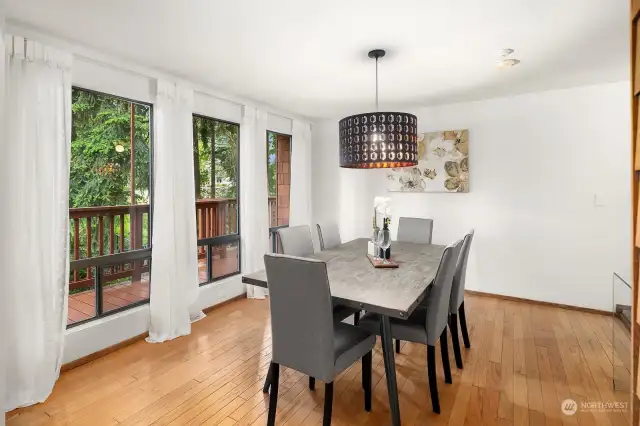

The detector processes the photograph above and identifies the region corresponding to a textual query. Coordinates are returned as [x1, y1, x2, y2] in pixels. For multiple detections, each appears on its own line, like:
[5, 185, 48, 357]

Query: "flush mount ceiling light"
[496, 48, 521, 69]
[339, 49, 418, 169]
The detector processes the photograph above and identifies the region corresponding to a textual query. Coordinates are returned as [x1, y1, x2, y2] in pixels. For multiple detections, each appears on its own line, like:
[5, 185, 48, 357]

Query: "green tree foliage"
[193, 116, 238, 200]
[70, 89, 150, 209]
[267, 132, 277, 197]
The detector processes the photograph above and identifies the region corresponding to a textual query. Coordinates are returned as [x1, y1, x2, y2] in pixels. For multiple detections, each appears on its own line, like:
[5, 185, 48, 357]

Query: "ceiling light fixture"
[339, 49, 418, 169]
[496, 48, 520, 69]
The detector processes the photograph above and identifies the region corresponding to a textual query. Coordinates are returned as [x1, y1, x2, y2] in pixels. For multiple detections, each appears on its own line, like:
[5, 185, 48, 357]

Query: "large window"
[267, 131, 292, 252]
[193, 115, 240, 284]
[68, 88, 152, 327]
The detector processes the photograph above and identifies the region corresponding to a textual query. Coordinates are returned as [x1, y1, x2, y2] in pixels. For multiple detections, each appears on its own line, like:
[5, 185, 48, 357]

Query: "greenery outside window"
[193, 114, 241, 284]
[68, 87, 153, 327]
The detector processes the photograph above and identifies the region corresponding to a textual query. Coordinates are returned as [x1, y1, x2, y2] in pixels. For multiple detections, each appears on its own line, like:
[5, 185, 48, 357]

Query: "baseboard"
[61, 293, 247, 373]
[465, 290, 610, 316]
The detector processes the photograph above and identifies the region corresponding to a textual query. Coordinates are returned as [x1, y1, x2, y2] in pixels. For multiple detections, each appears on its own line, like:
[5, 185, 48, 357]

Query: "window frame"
[68, 86, 154, 329]
[266, 130, 292, 252]
[193, 114, 242, 285]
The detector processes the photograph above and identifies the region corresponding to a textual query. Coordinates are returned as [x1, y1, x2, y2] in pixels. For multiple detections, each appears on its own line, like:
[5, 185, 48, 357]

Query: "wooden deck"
[68, 248, 239, 325]
[14, 293, 631, 426]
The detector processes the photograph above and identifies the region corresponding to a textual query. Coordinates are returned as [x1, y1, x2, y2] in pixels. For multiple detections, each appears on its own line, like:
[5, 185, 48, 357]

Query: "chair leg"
[362, 351, 372, 412]
[267, 363, 280, 426]
[440, 329, 452, 384]
[309, 377, 315, 390]
[427, 345, 440, 414]
[459, 302, 471, 349]
[449, 313, 463, 369]
[263, 362, 275, 393]
[354, 311, 360, 326]
[323, 382, 334, 426]
[395, 339, 401, 354]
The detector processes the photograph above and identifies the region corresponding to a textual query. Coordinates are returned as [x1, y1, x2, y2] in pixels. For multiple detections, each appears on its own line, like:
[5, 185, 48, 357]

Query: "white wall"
[313, 82, 632, 312]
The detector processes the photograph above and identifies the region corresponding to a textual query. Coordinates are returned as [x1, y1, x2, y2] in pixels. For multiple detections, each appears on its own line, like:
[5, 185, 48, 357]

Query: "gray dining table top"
[242, 238, 446, 319]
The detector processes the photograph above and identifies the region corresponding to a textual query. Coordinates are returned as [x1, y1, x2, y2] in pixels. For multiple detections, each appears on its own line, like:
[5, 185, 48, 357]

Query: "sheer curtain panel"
[1, 12, 6, 425]
[240, 107, 270, 299]
[290, 120, 313, 227]
[2, 35, 72, 411]
[147, 80, 203, 343]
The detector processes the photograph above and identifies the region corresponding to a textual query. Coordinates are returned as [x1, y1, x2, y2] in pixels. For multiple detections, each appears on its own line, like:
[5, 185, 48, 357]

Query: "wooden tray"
[366, 254, 399, 268]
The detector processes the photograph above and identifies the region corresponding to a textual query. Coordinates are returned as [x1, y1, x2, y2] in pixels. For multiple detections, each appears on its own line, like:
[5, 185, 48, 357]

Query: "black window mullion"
[96, 266, 103, 316]
[207, 245, 213, 283]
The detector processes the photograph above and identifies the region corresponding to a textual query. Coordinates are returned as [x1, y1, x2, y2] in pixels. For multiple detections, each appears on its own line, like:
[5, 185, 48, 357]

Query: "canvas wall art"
[386, 129, 469, 193]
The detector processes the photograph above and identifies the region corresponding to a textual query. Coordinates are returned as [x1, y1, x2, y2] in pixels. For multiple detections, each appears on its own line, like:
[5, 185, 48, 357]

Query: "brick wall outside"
[276, 135, 291, 226]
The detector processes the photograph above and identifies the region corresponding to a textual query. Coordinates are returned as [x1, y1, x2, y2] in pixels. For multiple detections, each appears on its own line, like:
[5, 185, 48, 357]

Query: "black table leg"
[380, 315, 401, 426]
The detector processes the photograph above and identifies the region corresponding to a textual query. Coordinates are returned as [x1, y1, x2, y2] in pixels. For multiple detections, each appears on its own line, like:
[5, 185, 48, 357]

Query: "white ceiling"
[5, 0, 629, 119]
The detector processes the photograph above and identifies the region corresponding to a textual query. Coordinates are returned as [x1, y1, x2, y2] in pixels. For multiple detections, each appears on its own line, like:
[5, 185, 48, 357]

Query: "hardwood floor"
[6, 294, 631, 426]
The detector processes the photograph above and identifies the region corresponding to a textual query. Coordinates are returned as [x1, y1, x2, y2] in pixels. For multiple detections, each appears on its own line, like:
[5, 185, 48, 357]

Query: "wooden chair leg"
[323, 382, 334, 426]
[459, 302, 471, 349]
[263, 362, 275, 393]
[449, 313, 464, 369]
[395, 339, 401, 354]
[440, 329, 452, 384]
[267, 363, 280, 426]
[427, 345, 440, 414]
[309, 377, 315, 390]
[354, 311, 360, 326]
[362, 351, 372, 412]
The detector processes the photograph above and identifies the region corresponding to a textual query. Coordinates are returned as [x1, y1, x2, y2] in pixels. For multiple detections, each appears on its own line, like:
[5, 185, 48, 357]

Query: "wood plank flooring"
[6, 294, 631, 426]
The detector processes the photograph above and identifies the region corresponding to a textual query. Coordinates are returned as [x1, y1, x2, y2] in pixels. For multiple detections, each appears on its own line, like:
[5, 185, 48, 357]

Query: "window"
[267, 131, 292, 252]
[193, 115, 240, 284]
[68, 88, 152, 327]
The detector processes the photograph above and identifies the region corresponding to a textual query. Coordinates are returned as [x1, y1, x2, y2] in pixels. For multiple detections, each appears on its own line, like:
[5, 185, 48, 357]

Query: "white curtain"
[290, 120, 313, 227]
[147, 80, 203, 343]
[240, 107, 269, 299]
[0, 10, 6, 425]
[1, 36, 72, 411]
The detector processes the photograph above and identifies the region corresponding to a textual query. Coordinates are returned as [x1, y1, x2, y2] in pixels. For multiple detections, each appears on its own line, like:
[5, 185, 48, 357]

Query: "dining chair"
[263, 225, 363, 395]
[397, 217, 434, 244]
[316, 222, 341, 251]
[276, 225, 315, 256]
[263, 253, 375, 426]
[358, 239, 462, 414]
[449, 230, 474, 369]
[394, 217, 434, 354]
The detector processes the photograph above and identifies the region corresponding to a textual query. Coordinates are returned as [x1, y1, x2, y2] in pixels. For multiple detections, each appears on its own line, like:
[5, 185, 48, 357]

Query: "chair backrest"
[423, 239, 462, 345]
[450, 230, 474, 313]
[264, 253, 335, 382]
[317, 222, 341, 251]
[397, 217, 433, 244]
[277, 225, 314, 257]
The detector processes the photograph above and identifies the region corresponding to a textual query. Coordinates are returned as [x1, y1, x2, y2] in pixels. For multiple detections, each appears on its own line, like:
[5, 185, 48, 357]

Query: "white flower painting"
[387, 129, 469, 193]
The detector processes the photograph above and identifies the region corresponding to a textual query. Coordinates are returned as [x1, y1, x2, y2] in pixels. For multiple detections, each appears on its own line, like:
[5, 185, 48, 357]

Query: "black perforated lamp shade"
[339, 112, 418, 169]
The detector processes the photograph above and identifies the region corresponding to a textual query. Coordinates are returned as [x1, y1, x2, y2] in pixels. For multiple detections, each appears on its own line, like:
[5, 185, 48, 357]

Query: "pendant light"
[339, 49, 418, 169]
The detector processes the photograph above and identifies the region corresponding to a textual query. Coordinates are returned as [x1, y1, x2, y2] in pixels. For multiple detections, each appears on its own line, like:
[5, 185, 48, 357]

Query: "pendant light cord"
[375, 57, 379, 112]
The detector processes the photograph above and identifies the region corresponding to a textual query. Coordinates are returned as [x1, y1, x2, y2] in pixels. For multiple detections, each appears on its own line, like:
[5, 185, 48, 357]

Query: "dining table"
[242, 237, 446, 426]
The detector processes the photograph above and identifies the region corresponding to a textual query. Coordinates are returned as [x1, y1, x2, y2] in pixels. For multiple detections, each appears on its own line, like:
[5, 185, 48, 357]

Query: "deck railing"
[69, 197, 277, 290]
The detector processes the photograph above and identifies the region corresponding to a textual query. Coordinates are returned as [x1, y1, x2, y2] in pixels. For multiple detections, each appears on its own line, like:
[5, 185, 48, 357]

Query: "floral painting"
[387, 129, 469, 193]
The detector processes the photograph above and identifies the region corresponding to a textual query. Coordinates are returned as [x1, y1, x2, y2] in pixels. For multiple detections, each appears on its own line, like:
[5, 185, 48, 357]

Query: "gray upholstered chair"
[316, 222, 361, 325]
[263, 254, 374, 426]
[394, 217, 434, 353]
[358, 240, 462, 414]
[397, 217, 434, 244]
[449, 230, 474, 369]
[316, 222, 341, 251]
[276, 225, 315, 256]
[263, 225, 363, 395]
